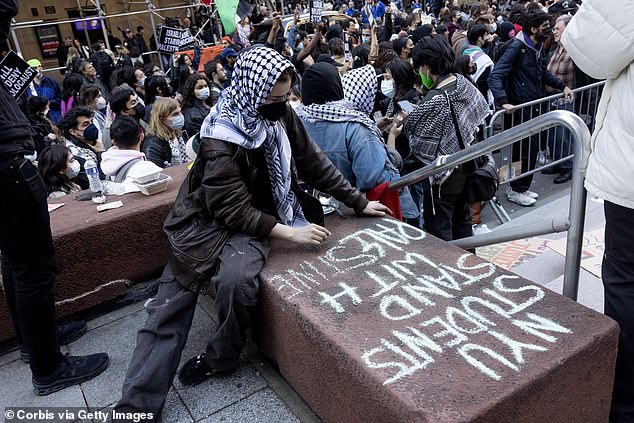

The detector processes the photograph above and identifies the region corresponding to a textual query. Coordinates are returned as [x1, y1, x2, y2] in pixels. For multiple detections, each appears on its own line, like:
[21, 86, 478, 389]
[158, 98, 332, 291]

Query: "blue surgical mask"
[169, 114, 185, 129]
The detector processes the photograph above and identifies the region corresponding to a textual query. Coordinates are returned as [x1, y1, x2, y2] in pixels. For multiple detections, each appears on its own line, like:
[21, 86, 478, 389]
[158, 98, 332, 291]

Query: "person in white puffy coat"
[562, 1, 634, 421]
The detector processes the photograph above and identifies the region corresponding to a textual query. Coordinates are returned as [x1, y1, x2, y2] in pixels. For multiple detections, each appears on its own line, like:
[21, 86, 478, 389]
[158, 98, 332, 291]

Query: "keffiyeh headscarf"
[200, 45, 308, 227]
[341, 64, 378, 115]
[298, 62, 397, 174]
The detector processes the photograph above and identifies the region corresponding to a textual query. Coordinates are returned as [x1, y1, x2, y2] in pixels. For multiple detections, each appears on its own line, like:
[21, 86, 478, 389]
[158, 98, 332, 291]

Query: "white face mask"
[380, 79, 395, 98]
[66, 160, 81, 179]
[490, 22, 497, 34]
[289, 99, 301, 110]
[95, 96, 107, 110]
[195, 87, 210, 100]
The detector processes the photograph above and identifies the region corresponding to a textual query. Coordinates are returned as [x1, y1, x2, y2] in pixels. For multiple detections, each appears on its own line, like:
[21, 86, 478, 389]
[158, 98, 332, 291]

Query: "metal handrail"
[389, 110, 591, 301]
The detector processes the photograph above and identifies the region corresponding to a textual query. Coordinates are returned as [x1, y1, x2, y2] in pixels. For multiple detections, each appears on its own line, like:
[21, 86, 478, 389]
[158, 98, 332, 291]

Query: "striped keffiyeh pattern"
[200, 45, 308, 227]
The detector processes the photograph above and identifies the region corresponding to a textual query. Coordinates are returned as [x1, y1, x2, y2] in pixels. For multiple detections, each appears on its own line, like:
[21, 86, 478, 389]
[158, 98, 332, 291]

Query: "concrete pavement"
[0, 294, 319, 423]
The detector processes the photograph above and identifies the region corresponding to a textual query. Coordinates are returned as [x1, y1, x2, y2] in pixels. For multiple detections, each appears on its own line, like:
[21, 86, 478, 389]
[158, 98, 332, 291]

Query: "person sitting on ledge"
[113, 45, 390, 420]
[38, 144, 82, 199]
[100, 115, 162, 187]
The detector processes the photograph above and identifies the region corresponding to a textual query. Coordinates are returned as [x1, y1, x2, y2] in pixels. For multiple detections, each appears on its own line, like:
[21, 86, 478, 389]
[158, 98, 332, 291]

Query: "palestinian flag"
[212, 0, 254, 35]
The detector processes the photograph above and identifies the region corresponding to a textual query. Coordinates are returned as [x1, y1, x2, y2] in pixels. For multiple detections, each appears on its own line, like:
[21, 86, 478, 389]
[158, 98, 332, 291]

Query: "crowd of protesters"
[5, 0, 633, 421]
[21, 0, 596, 233]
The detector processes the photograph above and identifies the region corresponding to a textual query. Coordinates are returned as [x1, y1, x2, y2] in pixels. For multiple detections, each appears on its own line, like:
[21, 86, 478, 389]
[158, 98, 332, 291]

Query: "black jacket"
[142, 134, 172, 168]
[89, 50, 114, 90]
[182, 100, 210, 138]
[488, 32, 565, 106]
[0, 0, 35, 159]
[163, 106, 368, 292]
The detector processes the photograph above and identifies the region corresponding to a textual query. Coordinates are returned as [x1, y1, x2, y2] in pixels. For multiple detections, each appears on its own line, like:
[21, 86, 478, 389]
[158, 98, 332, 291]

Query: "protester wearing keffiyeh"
[298, 62, 419, 220]
[404, 74, 489, 185]
[200, 45, 308, 227]
[341, 64, 378, 115]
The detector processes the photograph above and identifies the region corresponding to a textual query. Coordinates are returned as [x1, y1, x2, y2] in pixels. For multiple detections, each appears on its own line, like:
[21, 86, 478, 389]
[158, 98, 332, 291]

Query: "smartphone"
[397, 100, 416, 113]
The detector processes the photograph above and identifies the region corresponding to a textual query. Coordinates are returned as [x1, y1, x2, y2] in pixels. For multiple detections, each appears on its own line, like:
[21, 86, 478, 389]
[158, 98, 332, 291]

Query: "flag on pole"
[218, 0, 240, 34]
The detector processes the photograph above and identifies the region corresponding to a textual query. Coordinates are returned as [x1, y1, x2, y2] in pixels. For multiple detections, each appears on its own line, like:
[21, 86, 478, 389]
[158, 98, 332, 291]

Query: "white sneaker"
[525, 190, 539, 199]
[507, 189, 537, 206]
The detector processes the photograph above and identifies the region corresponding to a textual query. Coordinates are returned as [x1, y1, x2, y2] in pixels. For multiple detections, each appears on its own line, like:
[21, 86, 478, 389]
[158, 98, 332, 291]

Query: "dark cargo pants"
[116, 233, 271, 414]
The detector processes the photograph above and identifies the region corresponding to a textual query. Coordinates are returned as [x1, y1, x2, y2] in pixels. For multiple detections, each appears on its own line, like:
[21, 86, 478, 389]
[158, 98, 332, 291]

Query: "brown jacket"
[164, 105, 369, 293]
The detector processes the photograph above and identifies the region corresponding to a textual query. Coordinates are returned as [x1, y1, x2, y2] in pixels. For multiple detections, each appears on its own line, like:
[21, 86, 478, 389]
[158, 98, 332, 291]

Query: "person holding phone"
[378, 58, 423, 224]
[298, 62, 419, 223]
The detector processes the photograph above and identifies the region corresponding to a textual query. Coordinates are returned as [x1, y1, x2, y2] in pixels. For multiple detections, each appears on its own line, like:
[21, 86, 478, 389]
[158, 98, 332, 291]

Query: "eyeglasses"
[268, 90, 292, 103]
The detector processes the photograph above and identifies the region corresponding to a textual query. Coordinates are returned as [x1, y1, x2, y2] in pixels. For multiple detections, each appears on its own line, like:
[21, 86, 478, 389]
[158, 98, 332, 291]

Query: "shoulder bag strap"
[444, 90, 466, 150]
[114, 158, 142, 182]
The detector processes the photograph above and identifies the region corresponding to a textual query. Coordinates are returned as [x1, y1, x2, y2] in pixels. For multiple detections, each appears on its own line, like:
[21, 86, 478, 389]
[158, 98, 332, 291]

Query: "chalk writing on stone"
[270, 219, 573, 384]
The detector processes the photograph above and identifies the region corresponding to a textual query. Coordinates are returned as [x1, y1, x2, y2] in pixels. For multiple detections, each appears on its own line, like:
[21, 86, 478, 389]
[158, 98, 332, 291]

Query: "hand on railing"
[502, 104, 516, 114]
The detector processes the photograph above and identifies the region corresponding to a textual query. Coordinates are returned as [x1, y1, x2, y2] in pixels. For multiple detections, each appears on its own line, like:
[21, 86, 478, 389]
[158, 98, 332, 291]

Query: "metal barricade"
[484, 81, 604, 200]
[480, 81, 604, 224]
[390, 111, 591, 301]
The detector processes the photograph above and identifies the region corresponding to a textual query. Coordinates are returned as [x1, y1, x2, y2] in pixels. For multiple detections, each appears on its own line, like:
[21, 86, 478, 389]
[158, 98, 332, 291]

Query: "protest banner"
[310, 0, 324, 23]
[0, 51, 38, 98]
[157, 27, 196, 54]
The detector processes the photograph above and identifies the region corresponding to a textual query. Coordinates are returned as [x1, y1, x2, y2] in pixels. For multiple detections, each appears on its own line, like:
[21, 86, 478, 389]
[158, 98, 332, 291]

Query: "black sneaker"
[32, 352, 109, 396]
[21, 320, 88, 364]
[553, 171, 573, 184]
[178, 353, 237, 386]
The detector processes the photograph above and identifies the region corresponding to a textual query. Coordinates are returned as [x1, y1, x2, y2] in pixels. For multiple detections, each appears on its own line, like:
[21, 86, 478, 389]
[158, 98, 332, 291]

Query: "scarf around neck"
[200, 45, 308, 227]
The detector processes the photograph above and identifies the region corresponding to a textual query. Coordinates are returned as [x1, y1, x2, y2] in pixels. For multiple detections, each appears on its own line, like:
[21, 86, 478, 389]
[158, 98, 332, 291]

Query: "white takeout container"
[128, 161, 162, 184]
[137, 174, 172, 195]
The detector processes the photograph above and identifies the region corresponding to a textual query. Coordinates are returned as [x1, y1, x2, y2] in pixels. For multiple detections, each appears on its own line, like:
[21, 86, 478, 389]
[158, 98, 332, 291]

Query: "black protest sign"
[179, 30, 196, 50]
[310, 0, 324, 24]
[0, 51, 38, 99]
[157, 26, 196, 53]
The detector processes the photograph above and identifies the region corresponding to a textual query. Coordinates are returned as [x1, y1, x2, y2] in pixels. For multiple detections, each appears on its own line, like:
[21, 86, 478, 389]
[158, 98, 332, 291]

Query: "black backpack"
[494, 38, 521, 64]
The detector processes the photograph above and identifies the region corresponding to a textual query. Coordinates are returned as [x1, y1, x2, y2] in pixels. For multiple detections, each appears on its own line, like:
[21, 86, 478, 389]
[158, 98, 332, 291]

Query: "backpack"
[493, 38, 525, 65]
[493, 38, 527, 99]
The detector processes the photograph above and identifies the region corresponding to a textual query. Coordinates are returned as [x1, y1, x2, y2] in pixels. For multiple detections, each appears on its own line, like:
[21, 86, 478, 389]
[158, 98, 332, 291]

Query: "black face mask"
[537, 27, 553, 42]
[257, 101, 287, 121]
[83, 123, 100, 142]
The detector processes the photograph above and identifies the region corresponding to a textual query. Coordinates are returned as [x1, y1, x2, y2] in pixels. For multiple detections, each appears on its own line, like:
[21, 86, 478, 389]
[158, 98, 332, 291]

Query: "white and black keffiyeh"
[404, 74, 490, 184]
[297, 99, 399, 174]
[200, 45, 308, 227]
[341, 64, 378, 115]
[297, 99, 383, 140]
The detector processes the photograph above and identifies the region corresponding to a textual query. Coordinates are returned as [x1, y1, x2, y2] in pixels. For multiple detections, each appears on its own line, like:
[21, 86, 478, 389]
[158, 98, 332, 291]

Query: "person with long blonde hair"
[65, 46, 80, 71]
[142, 97, 188, 168]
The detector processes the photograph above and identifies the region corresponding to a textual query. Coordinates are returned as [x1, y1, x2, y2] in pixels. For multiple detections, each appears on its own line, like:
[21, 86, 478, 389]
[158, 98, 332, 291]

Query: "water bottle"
[84, 159, 102, 193]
